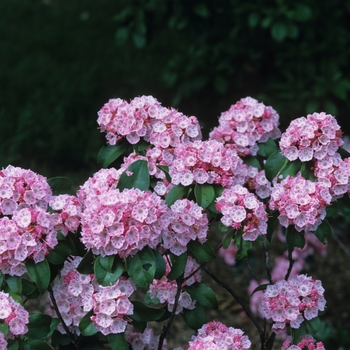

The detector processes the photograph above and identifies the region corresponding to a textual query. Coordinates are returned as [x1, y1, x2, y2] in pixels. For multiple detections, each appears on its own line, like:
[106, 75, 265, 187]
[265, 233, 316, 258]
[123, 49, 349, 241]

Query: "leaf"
[183, 304, 206, 330]
[126, 248, 156, 288]
[265, 151, 288, 181]
[108, 333, 129, 350]
[6, 276, 22, 294]
[22, 279, 40, 299]
[117, 160, 150, 191]
[271, 22, 288, 42]
[167, 252, 188, 280]
[305, 317, 321, 337]
[154, 250, 166, 280]
[286, 227, 305, 251]
[46, 236, 77, 265]
[130, 301, 165, 322]
[23, 339, 54, 350]
[243, 155, 261, 170]
[79, 311, 98, 336]
[26, 259, 50, 294]
[279, 159, 302, 179]
[236, 238, 253, 260]
[194, 183, 215, 208]
[165, 184, 188, 206]
[183, 283, 218, 309]
[97, 142, 128, 168]
[26, 313, 54, 340]
[257, 138, 278, 158]
[251, 283, 270, 295]
[314, 219, 332, 244]
[0, 323, 9, 336]
[94, 255, 124, 286]
[188, 241, 215, 263]
[77, 250, 94, 274]
[47, 177, 74, 195]
[291, 322, 307, 344]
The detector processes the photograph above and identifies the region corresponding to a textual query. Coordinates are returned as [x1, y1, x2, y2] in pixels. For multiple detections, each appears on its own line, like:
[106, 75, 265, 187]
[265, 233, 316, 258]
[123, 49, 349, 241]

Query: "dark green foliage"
[1, 0, 350, 177]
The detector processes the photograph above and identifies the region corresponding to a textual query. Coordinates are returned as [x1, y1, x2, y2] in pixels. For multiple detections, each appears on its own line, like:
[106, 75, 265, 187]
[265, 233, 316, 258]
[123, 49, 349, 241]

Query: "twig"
[263, 240, 273, 284]
[48, 285, 80, 349]
[285, 249, 295, 281]
[158, 278, 183, 350]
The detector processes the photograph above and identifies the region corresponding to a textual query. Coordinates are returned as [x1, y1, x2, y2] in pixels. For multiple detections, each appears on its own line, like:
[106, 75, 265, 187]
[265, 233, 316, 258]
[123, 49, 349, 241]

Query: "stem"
[203, 265, 264, 336]
[48, 285, 80, 349]
[285, 249, 295, 281]
[263, 240, 273, 284]
[158, 278, 183, 350]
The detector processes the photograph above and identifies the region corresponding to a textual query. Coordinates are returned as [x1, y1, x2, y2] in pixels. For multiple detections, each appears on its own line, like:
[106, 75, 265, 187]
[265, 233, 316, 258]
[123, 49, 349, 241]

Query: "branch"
[48, 285, 80, 349]
[285, 249, 295, 281]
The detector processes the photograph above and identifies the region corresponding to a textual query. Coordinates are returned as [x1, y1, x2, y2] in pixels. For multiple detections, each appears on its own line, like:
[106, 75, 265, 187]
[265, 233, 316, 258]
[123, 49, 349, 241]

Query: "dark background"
[1, 0, 350, 182]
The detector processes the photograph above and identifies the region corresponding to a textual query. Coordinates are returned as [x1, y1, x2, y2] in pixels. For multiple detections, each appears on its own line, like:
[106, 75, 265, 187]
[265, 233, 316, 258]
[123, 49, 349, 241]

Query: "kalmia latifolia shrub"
[0, 95, 347, 349]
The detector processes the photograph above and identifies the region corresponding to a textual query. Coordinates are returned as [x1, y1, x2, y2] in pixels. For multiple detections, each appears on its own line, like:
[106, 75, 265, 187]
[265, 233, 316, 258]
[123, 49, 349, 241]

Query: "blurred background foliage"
[1, 0, 350, 180]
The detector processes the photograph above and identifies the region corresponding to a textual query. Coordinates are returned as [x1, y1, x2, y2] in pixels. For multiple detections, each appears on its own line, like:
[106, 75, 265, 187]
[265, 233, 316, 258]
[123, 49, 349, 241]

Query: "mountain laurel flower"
[259, 275, 326, 333]
[0, 291, 29, 338]
[280, 112, 343, 162]
[209, 96, 280, 156]
[281, 335, 325, 350]
[269, 175, 331, 232]
[215, 185, 268, 241]
[125, 325, 167, 350]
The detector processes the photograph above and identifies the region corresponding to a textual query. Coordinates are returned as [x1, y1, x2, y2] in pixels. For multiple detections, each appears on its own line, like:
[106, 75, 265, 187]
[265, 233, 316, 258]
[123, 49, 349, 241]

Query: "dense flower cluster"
[91, 277, 135, 335]
[259, 274, 326, 333]
[97, 95, 201, 147]
[0, 291, 29, 338]
[281, 335, 325, 350]
[46, 257, 95, 335]
[162, 199, 209, 255]
[125, 325, 167, 350]
[209, 96, 280, 156]
[280, 112, 343, 162]
[177, 321, 251, 350]
[80, 186, 169, 258]
[215, 185, 268, 241]
[168, 140, 244, 187]
[269, 176, 332, 232]
[50, 194, 82, 236]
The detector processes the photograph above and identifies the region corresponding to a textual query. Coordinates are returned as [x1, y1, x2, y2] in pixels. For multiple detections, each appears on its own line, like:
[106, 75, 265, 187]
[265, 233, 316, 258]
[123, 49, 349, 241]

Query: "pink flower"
[209, 96, 280, 156]
[280, 112, 343, 162]
[125, 325, 167, 350]
[259, 275, 326, 333]
[0, 291, 29, 338]
[216, 185, 268, 241]
[281, 335, 325, 350]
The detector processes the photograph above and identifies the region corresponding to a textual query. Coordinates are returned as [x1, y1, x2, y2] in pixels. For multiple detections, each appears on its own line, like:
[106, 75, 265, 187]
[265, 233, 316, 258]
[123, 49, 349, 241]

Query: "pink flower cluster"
[209, 96, 280, 156]
[215, 185, 268, 241]
[0, 291, 29, 338]
[168, 140, 244, 187]
[50, 194, 82, 236]
[125, 325, 167, 350]
[161, 199, 209, 256]
[97, 95, 201, 147]
[46, 257, 96, 335]
[178, 321, 251, 350]
[282, 335, 325, 350]
[269, 176, 332, 232]
[259, 274, 326, 333]
[47, 257, 136, 336]
[280, 112, 343, 162]
[91, 277, 135, 335]
[80, 186, 169, 258]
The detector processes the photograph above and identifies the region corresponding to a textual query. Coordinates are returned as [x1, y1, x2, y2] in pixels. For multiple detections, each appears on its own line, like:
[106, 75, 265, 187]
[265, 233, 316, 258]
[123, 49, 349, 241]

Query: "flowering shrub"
[0, 95, 349, 349]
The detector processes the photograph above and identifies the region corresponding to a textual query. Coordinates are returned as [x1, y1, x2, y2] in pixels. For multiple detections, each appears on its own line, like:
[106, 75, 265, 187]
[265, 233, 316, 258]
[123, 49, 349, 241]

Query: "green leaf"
[279, 159, 302, 179]
[97, 142, 128, 168]
[314, 219, 332, 244]
[194, 183, 215, 209]
[266, 210, 279, 242]
[236, 238, 253, 260]
[248, 12, 260, 27]
[251, 283, 270, 295]
[154, 250, 166, 280]
[47, 177, 74, 195]
[265, 151, 288, 181]
[183, 304, 206, 330]
[243, 155, 261, 170]
[26, 314, 54, 340]
[108, 333, 129, 350]
[300, 162, 316, 181]
[22, 279, 40, 299]
[167, 252, 188, 280]
[77, 250, 94, 274]
[46, 235, 78, 265]
[271, 22, 288, 42]
[286, 227, 305, 251]
[0, 323, 9, 336]
[126, 248, 156, 288]
[130, 301, 165, 322]
[165, 184, 188, 206]
[188, 241, 215, 263]
[26, 259, 50, 294]
[183, 283, 218, 309]
[79, 311, 98, 336]
[7, 339, 19, 350]
[6, 276, 22, 294]
[23, 339, 53, 350]
[117, 160, 150, 191]
[94, 255, 124, 286]
[291, 322, 307, 344]
[257, 138, 278, 158]
[222, 229, 235, 249]
[305, 317, 321, 337]
[193, 3, 210, 18]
